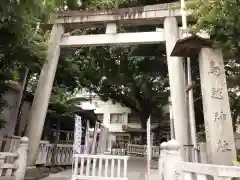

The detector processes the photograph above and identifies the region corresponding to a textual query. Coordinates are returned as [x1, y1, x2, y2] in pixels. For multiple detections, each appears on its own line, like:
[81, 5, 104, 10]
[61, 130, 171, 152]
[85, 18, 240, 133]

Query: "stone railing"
[127, 144, 146, 156]
[44, 143, 54, 166]
[11, 139, 72, 166]
[37, 143, 84, 166]
[1, 136, 82, 167]
[35, 141, 50, 165]
[0, 137, 28, 180]
[47, 144, 73, 166]
[38, 143, 85, 166]
[158, 140, 240, 180]
[127, 144, 160, 158]
[72, 154, 129, 180]
[0, 137, 72, 166]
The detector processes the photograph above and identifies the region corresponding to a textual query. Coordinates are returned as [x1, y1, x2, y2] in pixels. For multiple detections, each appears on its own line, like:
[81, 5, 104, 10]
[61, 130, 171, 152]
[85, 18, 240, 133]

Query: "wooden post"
[97, 125, 107, 154]
[187, 58, 198, 162]
[15, 137, 29, 180]
[84, 120, 90, 154]
[91, 122, 99, 154]
[101, 127, 107, 153]
[105, 128, 109, 153]
[51, 120, 60, 170]
[146, 116, 151, 179]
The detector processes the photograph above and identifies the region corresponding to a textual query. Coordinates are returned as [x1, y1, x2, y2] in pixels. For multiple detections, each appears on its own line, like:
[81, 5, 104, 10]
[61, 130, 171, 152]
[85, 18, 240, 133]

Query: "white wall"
[80, 97, 170, 132]
[81, 98, 131, 132]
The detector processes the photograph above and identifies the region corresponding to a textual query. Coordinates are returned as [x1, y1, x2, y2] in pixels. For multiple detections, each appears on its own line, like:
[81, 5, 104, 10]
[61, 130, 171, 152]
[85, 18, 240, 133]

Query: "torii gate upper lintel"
[41, 2, 182, 31]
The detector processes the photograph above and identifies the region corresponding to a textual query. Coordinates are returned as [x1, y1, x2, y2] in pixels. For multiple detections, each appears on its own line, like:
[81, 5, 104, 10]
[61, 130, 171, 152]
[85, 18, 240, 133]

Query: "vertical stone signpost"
[171, 35, 237, 165]
[198, 48, 236, 165]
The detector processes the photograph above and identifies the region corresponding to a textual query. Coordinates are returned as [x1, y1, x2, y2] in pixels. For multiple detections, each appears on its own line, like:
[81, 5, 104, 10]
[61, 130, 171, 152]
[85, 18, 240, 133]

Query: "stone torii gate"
[24, 2, 235, 167]
[25, 2, 188, 166]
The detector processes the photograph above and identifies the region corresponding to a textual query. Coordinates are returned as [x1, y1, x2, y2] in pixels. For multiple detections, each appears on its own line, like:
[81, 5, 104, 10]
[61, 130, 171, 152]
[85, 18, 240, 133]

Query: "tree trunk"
[14, 68, 30, 136]
[232, 114, 237, 132]
[139, 114, 149, 144]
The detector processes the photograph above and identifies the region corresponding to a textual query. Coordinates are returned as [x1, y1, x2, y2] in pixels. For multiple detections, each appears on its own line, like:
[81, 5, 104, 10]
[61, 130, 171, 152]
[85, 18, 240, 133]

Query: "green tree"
[188, 0, 240, 59]
[0, 0, 50, 129]
[59, 44, 169, 128]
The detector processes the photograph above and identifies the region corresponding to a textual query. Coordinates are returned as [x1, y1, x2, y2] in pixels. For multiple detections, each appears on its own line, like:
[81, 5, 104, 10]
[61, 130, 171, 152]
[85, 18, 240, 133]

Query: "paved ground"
[42, 157, 159, 180]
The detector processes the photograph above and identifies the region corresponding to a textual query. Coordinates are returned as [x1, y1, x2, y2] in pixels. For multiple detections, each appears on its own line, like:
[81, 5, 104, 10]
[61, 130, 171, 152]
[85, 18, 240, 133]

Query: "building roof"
[171, 35, 213, 57]
[48, 105, 99, 131]
[73, 106, 99, 125]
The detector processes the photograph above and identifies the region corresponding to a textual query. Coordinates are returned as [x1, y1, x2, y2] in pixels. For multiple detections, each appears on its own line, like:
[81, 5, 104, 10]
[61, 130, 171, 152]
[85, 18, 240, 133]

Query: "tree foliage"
[59, 43, 169, 127]
[188, 0, 240, 59]
[0, 0, 49, 129]
[48, 85, 88, 118]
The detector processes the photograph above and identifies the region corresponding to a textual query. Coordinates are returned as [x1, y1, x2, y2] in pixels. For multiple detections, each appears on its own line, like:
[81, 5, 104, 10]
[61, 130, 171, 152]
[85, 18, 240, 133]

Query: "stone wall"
[0, 83, 31, 143]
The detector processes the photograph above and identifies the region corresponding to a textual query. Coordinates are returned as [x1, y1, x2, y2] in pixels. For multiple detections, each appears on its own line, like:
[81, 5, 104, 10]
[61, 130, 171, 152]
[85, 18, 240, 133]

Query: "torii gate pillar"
[25, 24, 65, 166]
[164, 17, 189, 160]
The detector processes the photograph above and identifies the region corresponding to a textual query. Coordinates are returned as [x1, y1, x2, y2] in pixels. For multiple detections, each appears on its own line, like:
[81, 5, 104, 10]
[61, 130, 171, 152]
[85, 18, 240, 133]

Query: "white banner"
[73, 115, 82, 154]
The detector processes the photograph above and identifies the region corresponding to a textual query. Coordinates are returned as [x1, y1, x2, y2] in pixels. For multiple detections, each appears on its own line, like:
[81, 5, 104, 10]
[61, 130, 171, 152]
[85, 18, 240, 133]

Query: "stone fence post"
[158, 142, 167, 180]
[15, 137, 29, 180]
[164, 140, 182, 180]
